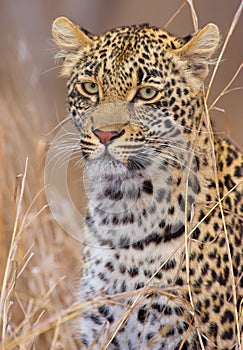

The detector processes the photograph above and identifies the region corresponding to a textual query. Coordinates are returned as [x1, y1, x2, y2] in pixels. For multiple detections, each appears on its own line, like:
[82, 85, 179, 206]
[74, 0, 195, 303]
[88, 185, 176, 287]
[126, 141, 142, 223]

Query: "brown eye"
[136, 86, 158, 101]
[77, 82, 99, 96]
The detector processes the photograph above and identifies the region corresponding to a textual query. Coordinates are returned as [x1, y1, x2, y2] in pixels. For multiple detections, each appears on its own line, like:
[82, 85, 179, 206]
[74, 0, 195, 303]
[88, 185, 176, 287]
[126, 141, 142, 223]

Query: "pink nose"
[93, 129, 120, 144]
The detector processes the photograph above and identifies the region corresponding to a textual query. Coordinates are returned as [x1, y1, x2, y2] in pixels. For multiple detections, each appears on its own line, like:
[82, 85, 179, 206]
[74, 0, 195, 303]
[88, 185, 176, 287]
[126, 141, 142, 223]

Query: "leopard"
[52, 17, 243, 350]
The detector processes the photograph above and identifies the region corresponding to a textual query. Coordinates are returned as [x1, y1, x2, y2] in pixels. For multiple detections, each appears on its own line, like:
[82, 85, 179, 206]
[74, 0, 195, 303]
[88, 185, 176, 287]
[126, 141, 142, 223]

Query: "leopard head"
[52, 17, 219, 163]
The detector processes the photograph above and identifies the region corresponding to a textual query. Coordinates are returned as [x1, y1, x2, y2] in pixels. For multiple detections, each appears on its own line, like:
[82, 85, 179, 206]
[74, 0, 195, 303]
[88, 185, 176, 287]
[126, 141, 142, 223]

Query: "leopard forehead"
[92, 24, 185, 54]
[75, 25, 187, 90]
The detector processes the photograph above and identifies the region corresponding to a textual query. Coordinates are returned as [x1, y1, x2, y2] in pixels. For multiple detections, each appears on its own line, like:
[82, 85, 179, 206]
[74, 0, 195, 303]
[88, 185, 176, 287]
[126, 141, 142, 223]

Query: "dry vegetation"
[0, 1, 242, 349]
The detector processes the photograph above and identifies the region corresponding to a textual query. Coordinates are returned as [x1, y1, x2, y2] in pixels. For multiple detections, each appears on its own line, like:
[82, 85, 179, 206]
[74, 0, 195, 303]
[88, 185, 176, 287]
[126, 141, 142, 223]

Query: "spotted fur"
[52, 17, 243, 350]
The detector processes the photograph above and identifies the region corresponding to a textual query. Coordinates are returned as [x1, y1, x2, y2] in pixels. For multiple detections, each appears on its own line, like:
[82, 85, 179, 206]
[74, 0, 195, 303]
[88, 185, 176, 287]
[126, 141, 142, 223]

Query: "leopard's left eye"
[77, 82, 99, 97]
[136, 86, 159, 101]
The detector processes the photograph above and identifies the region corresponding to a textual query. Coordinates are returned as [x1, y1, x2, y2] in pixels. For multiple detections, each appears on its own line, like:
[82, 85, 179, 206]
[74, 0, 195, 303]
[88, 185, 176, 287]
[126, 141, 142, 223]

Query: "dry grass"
[0, 1, 242, 349]
[0, 48, 81, 349]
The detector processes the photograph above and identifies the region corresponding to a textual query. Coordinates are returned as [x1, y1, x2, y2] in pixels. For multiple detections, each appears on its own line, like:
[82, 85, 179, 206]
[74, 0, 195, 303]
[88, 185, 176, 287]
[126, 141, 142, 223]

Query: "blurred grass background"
[0, 0, 242, 349]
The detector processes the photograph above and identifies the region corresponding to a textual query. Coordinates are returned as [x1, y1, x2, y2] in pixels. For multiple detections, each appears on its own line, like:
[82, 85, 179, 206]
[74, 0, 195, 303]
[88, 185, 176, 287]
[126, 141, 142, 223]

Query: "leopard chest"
[81, 237, 184, 297]
[80, 238, 188, 349]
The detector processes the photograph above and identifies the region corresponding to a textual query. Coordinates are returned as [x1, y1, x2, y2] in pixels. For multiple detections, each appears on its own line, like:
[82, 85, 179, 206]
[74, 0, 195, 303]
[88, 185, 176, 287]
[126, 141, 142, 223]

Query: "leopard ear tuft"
[52, 16, 93, 50]
[174, 23, 220, 80]
[52, 17, 94, 76]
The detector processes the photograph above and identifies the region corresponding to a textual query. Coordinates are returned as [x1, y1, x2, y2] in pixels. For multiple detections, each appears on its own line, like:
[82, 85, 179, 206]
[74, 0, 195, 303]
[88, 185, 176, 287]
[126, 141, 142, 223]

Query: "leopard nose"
[93, 128, 124, 144]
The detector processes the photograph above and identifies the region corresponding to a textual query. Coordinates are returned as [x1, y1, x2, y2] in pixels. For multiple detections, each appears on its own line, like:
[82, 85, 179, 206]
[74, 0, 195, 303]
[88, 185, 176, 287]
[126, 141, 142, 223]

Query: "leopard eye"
[136, 86, 158, 101]
[77, 82, 99, 96]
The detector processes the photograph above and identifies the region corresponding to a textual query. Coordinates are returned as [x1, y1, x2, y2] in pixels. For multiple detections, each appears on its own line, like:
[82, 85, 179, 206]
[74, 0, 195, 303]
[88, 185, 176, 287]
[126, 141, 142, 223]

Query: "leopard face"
[62, 23, 209, 164]
[52, 17, 243, 350]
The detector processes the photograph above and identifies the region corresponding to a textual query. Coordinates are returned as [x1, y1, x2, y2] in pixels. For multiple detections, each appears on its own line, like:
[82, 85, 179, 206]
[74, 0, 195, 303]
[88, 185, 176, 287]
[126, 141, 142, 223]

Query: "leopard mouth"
[85, 148, 153, 174]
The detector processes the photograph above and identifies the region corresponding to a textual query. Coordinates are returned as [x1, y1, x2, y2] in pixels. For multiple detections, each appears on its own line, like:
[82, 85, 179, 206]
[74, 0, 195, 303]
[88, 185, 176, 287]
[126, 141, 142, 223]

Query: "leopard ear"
[52, 17, 94, 75]
[174, 24, 220, 80]
[52, 16, 93, 50]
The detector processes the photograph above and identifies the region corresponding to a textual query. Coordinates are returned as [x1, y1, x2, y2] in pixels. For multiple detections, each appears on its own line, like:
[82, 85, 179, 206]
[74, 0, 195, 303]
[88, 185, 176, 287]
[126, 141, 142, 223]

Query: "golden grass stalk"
[164, 1, 187, 29]
[210, 63, 243, 110]
[186, 0, 198, 31]
[0, 127, 6, 286]
[0, 159, 28, 346]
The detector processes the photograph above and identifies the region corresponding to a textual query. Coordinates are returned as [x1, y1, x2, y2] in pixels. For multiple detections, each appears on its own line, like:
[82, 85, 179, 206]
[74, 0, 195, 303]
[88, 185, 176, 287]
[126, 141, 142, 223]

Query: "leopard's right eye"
[136, 86, 159, 101]
[76, 82, 99, 97]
